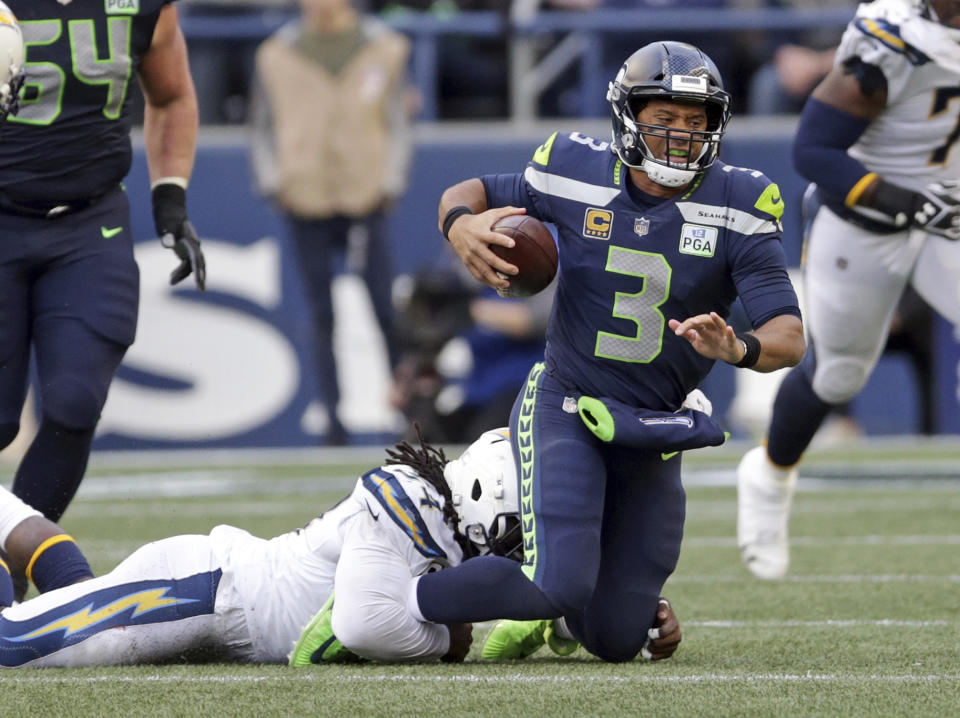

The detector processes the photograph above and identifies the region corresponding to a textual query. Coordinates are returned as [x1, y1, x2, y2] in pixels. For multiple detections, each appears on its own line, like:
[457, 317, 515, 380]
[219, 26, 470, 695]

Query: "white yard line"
[670, 574, 960, 583]
[684, 534, 960, 548]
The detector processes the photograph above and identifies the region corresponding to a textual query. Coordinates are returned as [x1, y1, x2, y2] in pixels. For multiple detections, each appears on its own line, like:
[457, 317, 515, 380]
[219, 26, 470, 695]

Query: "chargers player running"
[737, 0, 960, 580]
[415, 41, 805, 662]
[0, 429, 683, 667]
[0, 0, 204, 596]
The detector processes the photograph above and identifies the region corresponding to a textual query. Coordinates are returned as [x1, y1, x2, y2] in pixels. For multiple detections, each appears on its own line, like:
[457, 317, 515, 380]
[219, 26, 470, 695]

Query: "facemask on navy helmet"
[607, 41, 731, 188]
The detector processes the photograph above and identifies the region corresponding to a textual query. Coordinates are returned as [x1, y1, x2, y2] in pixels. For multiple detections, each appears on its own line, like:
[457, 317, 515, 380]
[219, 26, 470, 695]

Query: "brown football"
[489, 214, 558, 298]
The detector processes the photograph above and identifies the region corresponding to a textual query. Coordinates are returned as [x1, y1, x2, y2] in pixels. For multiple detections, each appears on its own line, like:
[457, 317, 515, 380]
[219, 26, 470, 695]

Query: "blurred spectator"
[535, 0, 752, 116]
[250, 0, 414, 445]
[181, 0, 295, 124]
[391, 267, 552, 443]
[372, 0, 512, 118]
[743, 0, 856, 115]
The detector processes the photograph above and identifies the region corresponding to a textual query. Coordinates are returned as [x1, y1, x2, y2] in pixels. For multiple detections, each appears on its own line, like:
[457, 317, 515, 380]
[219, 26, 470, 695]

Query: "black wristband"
[442, 205, 473, 241]
[151, 183, 188, 237]
[733, 332, 762, 369]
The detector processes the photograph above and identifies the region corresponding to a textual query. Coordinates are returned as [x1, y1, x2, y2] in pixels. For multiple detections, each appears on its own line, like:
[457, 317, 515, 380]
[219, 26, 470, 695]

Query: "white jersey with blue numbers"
[483, 131, 799, 411]
[841, 0, 960, 192]
[216, 464, 462, 662]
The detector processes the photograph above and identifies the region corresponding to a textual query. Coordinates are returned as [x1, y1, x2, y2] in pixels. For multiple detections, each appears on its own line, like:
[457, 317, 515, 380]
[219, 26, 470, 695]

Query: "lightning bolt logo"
[6, 588, 195, 642]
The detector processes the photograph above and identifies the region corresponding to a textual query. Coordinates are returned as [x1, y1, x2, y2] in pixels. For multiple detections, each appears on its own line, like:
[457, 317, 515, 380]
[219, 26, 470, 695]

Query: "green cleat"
[481, 619, 579, 660]
[288, 593, 364, 666]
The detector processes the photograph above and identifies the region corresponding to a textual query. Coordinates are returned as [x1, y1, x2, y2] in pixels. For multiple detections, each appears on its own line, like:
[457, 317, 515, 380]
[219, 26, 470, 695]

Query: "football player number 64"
[11, 18, 132, 126]
[595, 247, 672, 364]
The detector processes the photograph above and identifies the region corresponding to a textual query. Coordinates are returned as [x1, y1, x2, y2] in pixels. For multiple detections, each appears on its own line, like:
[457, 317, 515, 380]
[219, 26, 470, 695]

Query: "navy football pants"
[0, 187, 137, 519]
[418, 363, 685, 661]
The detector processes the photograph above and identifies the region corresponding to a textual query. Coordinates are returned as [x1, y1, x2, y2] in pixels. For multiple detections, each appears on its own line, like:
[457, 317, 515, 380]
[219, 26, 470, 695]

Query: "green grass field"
[1, 439, 959, 717]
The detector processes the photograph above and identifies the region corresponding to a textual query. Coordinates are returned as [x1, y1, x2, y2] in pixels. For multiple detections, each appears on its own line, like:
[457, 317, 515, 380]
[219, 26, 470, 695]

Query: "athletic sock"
[27, 535, 93, 593]
[415, 555, 559, 623]
[12, 419, 95, 523]
[767, 365, 834, 467]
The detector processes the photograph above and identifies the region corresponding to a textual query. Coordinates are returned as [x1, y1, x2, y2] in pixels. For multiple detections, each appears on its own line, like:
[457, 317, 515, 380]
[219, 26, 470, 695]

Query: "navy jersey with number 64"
[482, 131, 801, 411]
[0, 0, 174, 203]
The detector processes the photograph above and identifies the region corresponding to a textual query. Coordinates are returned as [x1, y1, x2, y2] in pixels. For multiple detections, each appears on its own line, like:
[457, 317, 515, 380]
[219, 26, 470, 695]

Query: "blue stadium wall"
[95, 122, 960, 448]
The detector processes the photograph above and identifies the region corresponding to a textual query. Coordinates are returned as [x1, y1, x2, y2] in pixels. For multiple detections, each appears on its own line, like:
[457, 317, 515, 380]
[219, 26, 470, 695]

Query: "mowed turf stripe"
[687, 619, 950, 628]
[1, 673, 959, 685]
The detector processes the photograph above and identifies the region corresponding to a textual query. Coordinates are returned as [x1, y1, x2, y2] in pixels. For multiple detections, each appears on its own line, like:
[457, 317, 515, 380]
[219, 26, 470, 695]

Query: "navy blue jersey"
[482, 131, 800, 411]
[0, 0, 174, 203]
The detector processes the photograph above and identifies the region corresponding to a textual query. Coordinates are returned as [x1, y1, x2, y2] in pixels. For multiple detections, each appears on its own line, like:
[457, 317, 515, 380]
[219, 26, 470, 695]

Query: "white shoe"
[737, 446, 798, 580]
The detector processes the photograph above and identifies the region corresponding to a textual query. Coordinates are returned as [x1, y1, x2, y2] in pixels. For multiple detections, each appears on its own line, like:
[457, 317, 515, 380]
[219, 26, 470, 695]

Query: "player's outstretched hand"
[641, 598, 682, 661]
[669, 311, 741, 363]
[914, 180, 960, 241]
[152, 182, 207, 291]
[441, 622, 474, 663]
[447, 206, 523, 291]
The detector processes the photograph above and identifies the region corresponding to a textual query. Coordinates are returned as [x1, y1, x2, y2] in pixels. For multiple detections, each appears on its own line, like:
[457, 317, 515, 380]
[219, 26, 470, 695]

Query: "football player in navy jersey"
[410, 41, 805, 662]
[738, 0, 960, 580]
[0, 0, 203, 596]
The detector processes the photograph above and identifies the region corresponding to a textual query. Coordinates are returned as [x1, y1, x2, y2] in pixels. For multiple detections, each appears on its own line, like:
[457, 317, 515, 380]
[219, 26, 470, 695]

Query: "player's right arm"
[438, 178, 524, 291]
[330, 512, 464, 662]
[793, 32, 960, 240]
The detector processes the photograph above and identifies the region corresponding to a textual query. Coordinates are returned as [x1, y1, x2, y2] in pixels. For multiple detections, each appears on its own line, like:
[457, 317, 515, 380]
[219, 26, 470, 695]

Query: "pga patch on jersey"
[583, 208, 613, 239]
[105, 0, 139, 14]
[679, 223, 717, 257]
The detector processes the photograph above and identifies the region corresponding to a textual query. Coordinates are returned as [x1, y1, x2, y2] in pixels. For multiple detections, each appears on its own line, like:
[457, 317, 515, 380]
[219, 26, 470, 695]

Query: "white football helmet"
[0, 2, 23, 121]
[443, 428, 523, 561]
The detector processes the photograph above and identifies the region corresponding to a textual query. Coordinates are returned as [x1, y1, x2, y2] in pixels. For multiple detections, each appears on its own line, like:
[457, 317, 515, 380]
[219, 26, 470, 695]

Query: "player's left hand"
[441, 622, 474, 663]
[152, 182, 207, 291]
[641, 597, 682, 661]
[914, 180, 960, 241]
[669, 311, 740, 363]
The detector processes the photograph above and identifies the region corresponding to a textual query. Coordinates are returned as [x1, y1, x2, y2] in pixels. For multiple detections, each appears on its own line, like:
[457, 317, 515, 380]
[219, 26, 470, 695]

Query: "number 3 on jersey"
[13, 18, 132, 126]
[595, 246, 672, 363]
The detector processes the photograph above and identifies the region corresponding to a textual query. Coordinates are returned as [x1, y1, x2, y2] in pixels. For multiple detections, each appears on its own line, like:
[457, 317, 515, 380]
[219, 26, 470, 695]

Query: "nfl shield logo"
[634, 217, 650, 236]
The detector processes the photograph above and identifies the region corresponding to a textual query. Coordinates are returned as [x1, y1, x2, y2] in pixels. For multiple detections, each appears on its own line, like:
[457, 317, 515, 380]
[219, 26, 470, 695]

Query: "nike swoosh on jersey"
[100, 226, 123, 239]
[365, 500, 380, 521]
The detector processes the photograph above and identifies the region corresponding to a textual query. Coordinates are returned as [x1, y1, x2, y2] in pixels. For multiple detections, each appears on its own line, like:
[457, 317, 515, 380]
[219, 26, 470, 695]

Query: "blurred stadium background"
[0, 2, 939, 454]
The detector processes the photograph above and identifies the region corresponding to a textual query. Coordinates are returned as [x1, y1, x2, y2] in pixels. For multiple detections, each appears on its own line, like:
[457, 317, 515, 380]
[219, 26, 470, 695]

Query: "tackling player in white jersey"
[0, 429, 683, 666]
[738, 0, 960, 579]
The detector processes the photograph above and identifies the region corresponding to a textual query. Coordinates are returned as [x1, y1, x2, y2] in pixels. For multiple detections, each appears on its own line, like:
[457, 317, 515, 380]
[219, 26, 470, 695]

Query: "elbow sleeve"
[792, 98, 872, 204]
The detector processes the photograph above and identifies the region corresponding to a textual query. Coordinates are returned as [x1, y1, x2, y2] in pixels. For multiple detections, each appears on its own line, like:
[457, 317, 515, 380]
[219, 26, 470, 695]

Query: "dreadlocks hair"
[384, 424, 475, 557]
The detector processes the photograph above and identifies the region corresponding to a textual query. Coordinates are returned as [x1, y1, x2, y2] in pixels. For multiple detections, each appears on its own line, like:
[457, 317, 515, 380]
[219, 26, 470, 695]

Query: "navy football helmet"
[607, 41, 731, 187]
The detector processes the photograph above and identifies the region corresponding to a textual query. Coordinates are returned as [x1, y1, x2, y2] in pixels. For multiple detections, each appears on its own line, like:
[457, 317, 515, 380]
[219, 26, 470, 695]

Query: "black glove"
[0, 68, 24, 122]
[869, 179, 960, 241]
[910, 180, 960, 241]
[152, 182, 206, 290]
